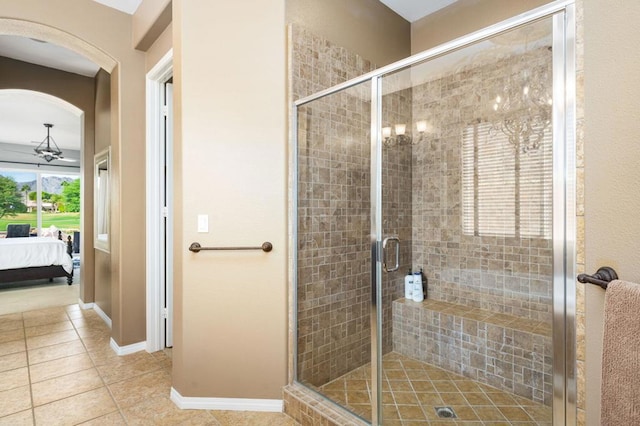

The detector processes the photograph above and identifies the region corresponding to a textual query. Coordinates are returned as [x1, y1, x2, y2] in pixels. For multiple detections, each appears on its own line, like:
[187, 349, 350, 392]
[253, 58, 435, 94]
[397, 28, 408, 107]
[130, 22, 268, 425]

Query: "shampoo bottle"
[412, 269, 424, 302]
[404, 269, 413, 300]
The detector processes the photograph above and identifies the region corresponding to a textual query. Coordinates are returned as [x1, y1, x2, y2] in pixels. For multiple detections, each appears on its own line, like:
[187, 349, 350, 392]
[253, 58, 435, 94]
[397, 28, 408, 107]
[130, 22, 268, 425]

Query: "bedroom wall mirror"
[94, 148, 110, 252]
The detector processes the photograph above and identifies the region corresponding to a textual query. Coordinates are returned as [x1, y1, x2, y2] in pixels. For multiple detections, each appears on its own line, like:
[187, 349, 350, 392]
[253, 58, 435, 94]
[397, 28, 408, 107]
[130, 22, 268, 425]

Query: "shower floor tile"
[317, 352, 552, 425]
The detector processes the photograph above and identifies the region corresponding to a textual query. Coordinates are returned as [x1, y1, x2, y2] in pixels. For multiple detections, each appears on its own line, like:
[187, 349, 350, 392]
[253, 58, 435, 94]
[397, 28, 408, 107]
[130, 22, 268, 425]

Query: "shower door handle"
[382, 236, 400, 273]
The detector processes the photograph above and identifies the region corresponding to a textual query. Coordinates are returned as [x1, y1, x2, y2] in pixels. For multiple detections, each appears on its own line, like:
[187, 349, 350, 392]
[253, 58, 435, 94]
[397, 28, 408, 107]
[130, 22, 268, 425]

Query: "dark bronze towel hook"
[577, 266, 618, 290]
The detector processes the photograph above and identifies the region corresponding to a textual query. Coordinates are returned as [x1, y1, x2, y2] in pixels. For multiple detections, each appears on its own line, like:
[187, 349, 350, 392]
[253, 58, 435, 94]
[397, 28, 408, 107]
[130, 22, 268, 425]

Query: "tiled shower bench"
[392, 298, 553, 406]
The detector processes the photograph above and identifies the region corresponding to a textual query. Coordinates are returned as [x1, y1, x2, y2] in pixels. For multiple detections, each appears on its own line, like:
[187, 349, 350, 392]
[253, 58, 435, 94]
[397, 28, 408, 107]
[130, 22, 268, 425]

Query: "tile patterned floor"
[0, 304, 298, 425]
[318, 352, 552, 425]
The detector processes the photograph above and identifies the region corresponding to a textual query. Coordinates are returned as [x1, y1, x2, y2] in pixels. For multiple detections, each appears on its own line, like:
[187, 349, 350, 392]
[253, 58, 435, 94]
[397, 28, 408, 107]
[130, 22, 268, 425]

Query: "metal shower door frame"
[292, 1, 576, 424]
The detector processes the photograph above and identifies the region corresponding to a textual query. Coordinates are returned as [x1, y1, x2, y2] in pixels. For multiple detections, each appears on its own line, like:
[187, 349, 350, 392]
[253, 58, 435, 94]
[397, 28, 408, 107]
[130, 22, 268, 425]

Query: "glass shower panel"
[295, 79, 374, 421]
[380, 18, 554, 424]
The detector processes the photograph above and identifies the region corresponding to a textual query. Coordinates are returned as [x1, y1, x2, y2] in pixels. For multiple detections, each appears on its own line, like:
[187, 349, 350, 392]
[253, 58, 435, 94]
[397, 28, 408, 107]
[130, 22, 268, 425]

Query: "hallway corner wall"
[171, 0, 288, 399]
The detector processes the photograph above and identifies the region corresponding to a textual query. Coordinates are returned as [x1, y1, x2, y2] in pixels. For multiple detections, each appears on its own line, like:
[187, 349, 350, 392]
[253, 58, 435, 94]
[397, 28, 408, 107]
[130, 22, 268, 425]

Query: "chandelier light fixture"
[34, 123, 68, 162]
[489, 49, 552, 154]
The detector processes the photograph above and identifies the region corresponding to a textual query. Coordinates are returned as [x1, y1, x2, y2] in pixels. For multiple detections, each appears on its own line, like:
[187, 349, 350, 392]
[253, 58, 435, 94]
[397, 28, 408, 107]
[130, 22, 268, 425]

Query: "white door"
[162, 80, 174, 348]
[145, 51, 173, 353]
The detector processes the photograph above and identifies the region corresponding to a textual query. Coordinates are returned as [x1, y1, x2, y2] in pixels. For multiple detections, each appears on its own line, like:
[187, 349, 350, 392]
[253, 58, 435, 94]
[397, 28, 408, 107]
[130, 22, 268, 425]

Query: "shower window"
[461, 120, 552, 238]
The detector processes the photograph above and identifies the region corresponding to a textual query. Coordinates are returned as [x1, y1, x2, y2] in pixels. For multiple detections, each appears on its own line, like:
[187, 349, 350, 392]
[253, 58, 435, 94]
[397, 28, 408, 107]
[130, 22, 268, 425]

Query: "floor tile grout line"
[6, 304, 297, 425]
[318, 352, 550, 425]
[20, 312, 38, 426]
[399, 357, 431, 421]
[25, 309, 102, 424]
[69, 309, 178, 423]
[16, 306, 122, 425]
[66, 307, 129, 424]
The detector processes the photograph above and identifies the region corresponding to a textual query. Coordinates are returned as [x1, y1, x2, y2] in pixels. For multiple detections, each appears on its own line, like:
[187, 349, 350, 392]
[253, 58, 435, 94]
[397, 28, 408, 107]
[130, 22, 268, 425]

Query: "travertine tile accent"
[393, 299, 553, 406]
[312, 352, 552, 424]
[283, 383, 368, 426]
[575, 0, 586, 423]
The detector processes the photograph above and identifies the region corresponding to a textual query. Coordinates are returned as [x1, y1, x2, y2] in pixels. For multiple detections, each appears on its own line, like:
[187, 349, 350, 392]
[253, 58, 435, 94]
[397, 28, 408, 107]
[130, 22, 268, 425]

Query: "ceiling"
[0, 0, 144, 158]
[0, 91, 82, 150]
[0, 91, 82, 167]
[91, 0, 459, 22]
[91, 0, 142, 14]
[379, 0, 458, 22]
[0, 35, 99, 78]
[0, 0, 458, 158]
[89, 0, 459, 21]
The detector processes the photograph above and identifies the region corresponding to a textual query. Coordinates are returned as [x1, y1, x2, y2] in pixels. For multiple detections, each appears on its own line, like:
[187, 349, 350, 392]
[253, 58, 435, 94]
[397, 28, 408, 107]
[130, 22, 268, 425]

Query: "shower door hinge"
[161, 106, 169, 116]
[161, 206, 169, 218]
[161, 307, 168, 319]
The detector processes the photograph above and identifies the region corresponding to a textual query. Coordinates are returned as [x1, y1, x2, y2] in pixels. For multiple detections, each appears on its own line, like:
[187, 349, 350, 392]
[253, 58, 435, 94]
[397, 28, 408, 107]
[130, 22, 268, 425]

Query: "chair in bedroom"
[6, 224, 31, 238]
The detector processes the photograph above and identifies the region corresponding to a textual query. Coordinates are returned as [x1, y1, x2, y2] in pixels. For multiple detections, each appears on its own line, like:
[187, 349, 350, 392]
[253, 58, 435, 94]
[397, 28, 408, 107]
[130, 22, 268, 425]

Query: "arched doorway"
[0, 89, 83, 311]
[0, 18, 114, 323]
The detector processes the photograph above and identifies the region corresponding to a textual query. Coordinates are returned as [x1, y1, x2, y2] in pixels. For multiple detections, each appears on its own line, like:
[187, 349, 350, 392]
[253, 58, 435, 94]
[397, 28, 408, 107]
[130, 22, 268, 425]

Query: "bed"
[0, 232, 74, 285]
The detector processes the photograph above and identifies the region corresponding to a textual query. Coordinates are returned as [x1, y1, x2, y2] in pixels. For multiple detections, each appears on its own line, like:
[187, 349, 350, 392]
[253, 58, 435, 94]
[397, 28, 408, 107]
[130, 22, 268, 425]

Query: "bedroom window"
[461, 121, 552, 239]
[0, 169, 80, 237]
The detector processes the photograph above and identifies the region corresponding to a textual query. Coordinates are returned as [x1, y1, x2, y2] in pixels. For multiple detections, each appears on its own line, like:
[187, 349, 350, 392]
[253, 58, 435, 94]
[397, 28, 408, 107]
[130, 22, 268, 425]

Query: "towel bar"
[189, 242, 273, 253]
[577, 266, 618, 290]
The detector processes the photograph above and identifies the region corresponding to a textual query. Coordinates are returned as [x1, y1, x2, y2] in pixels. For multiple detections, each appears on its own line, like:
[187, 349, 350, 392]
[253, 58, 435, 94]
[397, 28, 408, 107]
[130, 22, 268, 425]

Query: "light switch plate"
[197, 214, 208, 233]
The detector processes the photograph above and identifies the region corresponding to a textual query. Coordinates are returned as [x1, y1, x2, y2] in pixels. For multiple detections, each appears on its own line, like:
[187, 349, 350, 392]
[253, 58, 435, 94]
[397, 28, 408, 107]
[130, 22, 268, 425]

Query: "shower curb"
[283, 383, 368, 426]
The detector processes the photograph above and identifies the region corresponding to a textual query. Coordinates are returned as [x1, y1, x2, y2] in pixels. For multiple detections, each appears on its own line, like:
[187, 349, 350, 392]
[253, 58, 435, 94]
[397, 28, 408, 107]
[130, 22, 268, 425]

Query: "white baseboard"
[110, 338, 147, 356]
[80, 301, 145, 357]
[170, 388, 283, 412]
[78, 300, 93, 310]
[92, 303, 112, 329]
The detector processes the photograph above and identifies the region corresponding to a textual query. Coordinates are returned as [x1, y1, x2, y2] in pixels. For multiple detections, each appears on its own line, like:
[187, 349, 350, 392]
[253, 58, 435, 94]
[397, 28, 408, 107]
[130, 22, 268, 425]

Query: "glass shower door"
[293, 4, 575, 425]
[377, 16, 559, 425]
[295, 79, 375, 422]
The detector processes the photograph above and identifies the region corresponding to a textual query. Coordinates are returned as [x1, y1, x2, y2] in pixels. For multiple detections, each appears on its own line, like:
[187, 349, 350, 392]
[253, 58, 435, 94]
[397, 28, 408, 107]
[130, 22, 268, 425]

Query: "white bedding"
[0, 237, 73, 274]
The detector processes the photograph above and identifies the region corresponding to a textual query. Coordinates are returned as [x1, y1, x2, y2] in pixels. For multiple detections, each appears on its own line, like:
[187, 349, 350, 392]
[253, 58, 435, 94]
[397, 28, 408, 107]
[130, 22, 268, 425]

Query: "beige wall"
[172, 0, 287, 398]
[0, 0, 147, 346]
[133, 0, 171, 50]
[94, 69, 112, 317]
[8, 1, 635, 416]
[583, 0, 640, 423]
[94, 250, 111, 315]
[286, 0, 410, 66]
[411, 0, 551, 54]
[145, 22, 172, 72]
[0, 55, 97, 302]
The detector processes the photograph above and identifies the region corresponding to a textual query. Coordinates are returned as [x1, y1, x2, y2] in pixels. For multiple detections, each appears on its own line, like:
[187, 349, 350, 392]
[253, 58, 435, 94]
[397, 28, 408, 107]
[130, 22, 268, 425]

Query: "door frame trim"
[146, 49, 173, 353]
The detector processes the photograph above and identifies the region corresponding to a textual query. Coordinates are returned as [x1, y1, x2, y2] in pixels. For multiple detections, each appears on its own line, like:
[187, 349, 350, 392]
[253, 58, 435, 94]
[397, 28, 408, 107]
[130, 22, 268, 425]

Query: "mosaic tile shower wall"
[381, 86, 414, 355]
[410, 45, 554, 323]
[393, 44, 554, 404]
[293, 23, 554, 405]
[293, 25, 412, 387]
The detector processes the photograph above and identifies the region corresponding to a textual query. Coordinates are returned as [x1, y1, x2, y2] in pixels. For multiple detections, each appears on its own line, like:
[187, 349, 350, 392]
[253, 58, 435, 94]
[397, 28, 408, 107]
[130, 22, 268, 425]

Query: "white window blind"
[462, 122, 552, 239]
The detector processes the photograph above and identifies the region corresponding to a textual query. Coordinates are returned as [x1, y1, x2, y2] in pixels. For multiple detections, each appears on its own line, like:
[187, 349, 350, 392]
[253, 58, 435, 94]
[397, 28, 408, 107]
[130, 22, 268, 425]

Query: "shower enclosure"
[292, 3, 575, 425]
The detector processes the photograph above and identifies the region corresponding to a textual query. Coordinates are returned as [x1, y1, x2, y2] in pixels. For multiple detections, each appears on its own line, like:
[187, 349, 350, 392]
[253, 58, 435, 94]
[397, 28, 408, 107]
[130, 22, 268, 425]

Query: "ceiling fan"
[32, 123, 76, 162]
